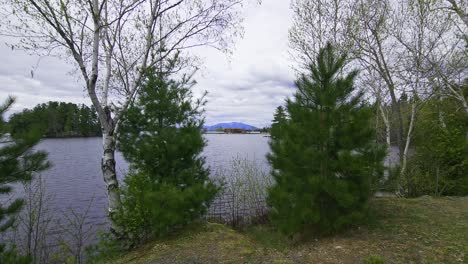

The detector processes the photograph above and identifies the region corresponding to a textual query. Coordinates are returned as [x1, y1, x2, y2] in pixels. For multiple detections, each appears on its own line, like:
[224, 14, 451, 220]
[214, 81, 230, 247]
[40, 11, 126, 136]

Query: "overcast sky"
[0, 0, 295, 128]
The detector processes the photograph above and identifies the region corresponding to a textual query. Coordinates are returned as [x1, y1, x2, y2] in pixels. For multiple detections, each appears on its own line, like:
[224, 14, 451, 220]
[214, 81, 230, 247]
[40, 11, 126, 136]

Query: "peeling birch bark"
[102, 133, 121, 230]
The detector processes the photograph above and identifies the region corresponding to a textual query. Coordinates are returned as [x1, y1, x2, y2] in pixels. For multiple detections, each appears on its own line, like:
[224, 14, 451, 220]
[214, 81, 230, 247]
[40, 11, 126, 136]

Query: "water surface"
[7, 134, 397, 247]
[32, 135, 270, 235]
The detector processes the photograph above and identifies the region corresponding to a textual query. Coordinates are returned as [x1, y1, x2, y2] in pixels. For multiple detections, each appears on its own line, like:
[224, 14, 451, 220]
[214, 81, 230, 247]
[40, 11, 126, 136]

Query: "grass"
[106, 223, 291, 264]
[248, 196, 468, 264]
[106, 196, 468, 264]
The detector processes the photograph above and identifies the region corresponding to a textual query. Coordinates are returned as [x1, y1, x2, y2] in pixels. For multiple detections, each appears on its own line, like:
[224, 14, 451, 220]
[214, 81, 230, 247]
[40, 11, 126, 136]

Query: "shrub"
[116, 69, 218, 245]
[0, 246, 31, 264]
[267, 43, 385, 235]
[84, 232, 126, 264]
[210, 157, 272, 227]
[408, 97, 467, 196]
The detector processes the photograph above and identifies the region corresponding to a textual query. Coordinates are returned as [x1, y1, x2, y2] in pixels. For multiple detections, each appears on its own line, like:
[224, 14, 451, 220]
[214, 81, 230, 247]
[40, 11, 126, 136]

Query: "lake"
[34, 133, 270, 213]
[14, 135, 270, 244]
[6, 134, 398, 250]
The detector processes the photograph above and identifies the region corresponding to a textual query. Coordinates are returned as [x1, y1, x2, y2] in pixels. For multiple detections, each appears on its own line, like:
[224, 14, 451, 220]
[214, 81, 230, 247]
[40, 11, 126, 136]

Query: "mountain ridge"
[203, 122, 258, 131]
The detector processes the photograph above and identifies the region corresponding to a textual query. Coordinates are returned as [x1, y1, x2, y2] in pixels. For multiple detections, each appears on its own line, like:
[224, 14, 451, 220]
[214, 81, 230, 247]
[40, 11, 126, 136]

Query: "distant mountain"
[203, 122, 258, 131]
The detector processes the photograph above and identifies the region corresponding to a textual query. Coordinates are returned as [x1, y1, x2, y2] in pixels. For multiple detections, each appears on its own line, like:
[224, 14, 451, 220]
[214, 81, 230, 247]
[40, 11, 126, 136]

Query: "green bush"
[84, 232, 125, 264]
[408, 97, 467, 197]
[0, 246, 31, 264]
[267, 43, 385, 235]
[116, 68, 218, 245]
[116, 170, 218, 243]
[213, 157, 272, 227]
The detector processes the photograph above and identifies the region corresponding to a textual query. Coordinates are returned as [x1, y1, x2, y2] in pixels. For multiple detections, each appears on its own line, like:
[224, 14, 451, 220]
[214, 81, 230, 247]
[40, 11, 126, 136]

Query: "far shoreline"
[39, 133, 271, 140]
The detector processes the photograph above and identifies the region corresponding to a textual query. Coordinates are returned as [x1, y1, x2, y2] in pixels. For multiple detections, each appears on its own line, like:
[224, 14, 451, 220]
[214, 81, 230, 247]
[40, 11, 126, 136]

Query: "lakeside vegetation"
[0, 0, 466, 263]
[1, 37, 467, 264]
[114, 68, 218, 245]
[0, 97, 50, 264]
[104, 197, 468, 264]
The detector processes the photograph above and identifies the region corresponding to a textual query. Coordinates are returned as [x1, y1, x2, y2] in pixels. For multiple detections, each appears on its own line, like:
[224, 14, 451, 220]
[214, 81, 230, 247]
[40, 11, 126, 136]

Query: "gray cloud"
[0, 0, 295, 127]
[192, 0, 295, 127]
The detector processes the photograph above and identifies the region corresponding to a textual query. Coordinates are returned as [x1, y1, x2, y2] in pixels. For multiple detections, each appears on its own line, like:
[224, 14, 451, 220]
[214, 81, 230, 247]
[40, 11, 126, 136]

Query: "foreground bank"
[101, 197, 467, 264]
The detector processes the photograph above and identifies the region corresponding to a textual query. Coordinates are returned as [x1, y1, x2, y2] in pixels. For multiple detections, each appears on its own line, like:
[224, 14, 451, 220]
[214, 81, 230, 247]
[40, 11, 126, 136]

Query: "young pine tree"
[0, 97, 49, 263]
[267, 43, 385, 235]
[271, 106, 286, 138]
[116, 69, 218, 243]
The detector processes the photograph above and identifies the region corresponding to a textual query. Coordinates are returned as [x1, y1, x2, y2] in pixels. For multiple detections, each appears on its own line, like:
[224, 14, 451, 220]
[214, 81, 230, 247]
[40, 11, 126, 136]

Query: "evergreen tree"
[0, 97, 49, 262]
[9, 102, 101, 138]
[116, 69, 218, 243]
[267, 43, 385, 235]
[271, 106, 287, 138]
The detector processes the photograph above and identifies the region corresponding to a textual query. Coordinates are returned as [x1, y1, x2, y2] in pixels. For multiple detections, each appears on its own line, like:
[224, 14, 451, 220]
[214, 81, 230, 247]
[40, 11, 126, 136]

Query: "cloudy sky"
[0, 0, 295, 128]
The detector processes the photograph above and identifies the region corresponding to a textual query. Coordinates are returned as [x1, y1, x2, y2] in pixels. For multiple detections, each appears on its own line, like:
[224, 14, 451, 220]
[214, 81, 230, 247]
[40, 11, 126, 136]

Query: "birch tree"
[427, 0, 468, 113]
[352, 0, 466, 188]
[350, 0, 407, 165]
[391, 0, 455, 175]
[444, 0, 468, 28]
[362, 68, 391, 148]
[288, 0, 466, 194]
[0, 0, 246, 235]
[289, 0, 356, 68]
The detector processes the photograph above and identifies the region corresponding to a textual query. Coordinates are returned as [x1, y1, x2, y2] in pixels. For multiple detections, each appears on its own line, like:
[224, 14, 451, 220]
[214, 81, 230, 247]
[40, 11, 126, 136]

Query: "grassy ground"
[108, 197, 468, 264]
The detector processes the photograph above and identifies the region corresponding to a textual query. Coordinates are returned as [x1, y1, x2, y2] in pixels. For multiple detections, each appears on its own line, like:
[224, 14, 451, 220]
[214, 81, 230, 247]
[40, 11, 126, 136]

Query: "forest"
[8, 102, 101, 138]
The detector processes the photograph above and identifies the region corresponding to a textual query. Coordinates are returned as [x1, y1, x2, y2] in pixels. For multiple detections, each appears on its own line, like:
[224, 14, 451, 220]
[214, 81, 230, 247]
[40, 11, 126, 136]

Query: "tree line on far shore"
[8, 102, 101, 138]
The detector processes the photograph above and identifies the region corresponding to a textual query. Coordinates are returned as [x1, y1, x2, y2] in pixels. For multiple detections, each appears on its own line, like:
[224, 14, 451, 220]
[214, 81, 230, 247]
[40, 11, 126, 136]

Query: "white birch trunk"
[379, 104, 391, 148]
[400, 101, 416, 176]
[101, 132, 121, 234]
[378, 103, 391, 180]
[385, 121, 391, 150]
[4, 0, 247, 237]
[462, 98, 468, 114]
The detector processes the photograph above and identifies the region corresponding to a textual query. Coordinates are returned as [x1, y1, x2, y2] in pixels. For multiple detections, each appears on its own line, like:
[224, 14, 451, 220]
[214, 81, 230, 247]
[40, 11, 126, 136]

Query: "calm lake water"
[6, 134, 398, 248]
[26, 135, 270, 241]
